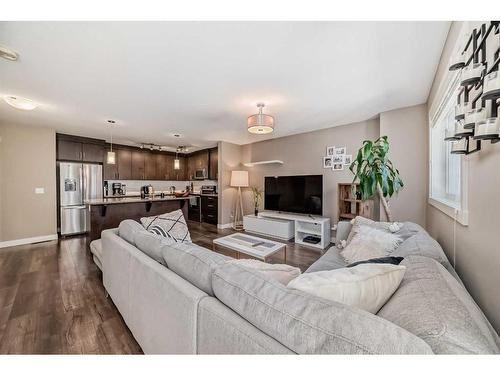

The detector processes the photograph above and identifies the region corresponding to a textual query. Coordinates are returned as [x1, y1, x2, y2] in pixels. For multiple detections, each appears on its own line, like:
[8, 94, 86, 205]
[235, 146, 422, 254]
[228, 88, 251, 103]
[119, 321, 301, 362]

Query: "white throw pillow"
[140, 209, 191, 243]
[230, 259, 301, 285]
[346, 216, 403, 245]
[287, 264, 406, 313]
[341, 225, 402, 264]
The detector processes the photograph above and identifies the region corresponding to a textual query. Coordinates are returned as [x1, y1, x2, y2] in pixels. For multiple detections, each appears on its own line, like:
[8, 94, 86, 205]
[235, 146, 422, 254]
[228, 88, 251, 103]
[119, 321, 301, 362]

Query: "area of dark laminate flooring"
[0, 220, 325, 354]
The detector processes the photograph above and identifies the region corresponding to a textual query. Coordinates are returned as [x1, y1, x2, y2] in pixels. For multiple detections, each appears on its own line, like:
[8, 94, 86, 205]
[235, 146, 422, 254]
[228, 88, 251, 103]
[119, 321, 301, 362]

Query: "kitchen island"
[86, 195, 190, 241]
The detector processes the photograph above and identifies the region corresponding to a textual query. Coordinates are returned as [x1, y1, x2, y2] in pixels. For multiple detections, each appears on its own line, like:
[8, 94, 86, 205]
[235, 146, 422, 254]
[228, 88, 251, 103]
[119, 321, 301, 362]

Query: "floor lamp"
[231, 170, 249, 230]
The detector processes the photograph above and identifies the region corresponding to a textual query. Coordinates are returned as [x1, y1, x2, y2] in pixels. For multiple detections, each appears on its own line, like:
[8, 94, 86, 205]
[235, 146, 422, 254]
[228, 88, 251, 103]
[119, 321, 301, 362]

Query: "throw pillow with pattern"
[140, 209, 191, 243]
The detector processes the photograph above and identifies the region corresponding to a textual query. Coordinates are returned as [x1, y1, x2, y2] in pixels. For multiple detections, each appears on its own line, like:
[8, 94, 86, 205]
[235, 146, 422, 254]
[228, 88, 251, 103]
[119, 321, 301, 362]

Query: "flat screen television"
[264, 175, 323, 215]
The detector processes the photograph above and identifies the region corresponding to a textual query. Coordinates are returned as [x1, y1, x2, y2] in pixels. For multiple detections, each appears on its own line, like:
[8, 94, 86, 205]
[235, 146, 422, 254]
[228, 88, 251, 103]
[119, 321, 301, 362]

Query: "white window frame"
[428, 72, 469, 226]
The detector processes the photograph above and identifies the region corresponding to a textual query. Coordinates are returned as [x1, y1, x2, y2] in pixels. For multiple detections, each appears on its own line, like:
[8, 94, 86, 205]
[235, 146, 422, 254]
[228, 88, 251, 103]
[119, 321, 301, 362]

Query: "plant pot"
[254, 208, 259, 216]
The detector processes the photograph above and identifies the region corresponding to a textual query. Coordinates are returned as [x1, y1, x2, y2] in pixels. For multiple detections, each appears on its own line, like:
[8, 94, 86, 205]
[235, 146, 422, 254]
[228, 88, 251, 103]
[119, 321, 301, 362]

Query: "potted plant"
[349, 136, 403, 222]
[251, 187, 263, 216]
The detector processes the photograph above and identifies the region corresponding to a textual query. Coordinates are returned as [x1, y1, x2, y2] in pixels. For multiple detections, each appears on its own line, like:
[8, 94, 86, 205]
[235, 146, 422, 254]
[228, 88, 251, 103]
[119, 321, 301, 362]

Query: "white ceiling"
[0, 21, 450, 150]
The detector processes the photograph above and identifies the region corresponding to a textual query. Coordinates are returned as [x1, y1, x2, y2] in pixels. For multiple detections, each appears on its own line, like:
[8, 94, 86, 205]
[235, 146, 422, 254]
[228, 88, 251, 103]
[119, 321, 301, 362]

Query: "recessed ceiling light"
[0, 45, 19, 61]
[3, 95, 38, 110]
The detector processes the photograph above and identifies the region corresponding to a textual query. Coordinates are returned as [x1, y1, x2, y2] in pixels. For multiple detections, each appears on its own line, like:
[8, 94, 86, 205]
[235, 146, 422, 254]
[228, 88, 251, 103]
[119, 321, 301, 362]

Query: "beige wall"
[238, 119, 381, 224]
[426, 21, 500, 333]
[379, 104, 428, 226]
[218, 141, 245, 226]
[0, 123, 57, 243]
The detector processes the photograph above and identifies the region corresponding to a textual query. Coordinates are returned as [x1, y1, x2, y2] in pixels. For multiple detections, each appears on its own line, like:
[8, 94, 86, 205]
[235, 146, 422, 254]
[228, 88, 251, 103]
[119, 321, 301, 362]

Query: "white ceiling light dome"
[247, 103, 274, 134]
[3, 95, 38, 110]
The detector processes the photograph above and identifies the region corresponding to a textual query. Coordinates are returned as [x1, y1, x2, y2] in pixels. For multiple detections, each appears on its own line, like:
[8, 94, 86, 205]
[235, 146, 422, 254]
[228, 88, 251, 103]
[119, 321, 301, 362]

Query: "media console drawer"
[243, 215, 295, 240]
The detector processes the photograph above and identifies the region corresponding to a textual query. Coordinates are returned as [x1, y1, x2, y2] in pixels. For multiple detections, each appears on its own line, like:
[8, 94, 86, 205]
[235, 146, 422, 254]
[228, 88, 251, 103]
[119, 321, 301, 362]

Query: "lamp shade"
[106, 151, 116, 165]
[230, 170, 249, 187]
[247, 103, 274, 134]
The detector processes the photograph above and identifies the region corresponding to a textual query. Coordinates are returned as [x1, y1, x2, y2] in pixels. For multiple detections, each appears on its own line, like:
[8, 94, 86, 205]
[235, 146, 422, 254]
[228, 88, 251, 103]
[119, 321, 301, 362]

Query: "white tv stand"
[243, 211, 331, 250]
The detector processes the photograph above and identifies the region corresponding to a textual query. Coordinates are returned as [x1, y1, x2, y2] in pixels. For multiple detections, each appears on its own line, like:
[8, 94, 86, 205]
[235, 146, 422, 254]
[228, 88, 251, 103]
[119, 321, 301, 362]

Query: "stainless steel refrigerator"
[59, 162, 102, 236]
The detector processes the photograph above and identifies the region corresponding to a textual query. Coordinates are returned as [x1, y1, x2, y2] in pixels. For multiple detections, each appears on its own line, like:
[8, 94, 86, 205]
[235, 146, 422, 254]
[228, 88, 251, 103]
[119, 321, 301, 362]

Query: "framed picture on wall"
[335, 147, 346, 155]
[333, 163, 344, 171]
[332, 154, 344, 164]
[326, 146, 335, 156]
[344, 154, 352, 165]
[323, 156, 333, 168]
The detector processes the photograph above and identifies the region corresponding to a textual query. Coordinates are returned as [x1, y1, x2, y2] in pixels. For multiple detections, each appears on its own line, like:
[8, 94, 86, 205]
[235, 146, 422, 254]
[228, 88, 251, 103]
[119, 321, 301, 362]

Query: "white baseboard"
[0, 234, 58, 249]
[217, 223, 233, 229]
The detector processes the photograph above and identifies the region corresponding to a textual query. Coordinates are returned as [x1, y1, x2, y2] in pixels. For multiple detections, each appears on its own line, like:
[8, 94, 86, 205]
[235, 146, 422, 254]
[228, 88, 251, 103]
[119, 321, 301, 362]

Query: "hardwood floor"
[0, 221, 326, 354]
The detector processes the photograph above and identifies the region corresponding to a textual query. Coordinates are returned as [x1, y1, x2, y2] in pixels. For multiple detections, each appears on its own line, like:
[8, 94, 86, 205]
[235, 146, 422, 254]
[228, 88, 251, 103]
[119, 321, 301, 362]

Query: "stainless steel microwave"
[194, 168, 206, 179]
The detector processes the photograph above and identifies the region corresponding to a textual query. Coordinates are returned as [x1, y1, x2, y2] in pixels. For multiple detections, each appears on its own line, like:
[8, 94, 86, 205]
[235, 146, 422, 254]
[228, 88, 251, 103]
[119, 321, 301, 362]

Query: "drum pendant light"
[247, 103, 275, 134]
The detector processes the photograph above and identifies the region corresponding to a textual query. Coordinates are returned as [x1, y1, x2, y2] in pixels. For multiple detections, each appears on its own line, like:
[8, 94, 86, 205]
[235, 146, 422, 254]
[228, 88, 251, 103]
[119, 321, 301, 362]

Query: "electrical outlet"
[35, 187, 45, 194]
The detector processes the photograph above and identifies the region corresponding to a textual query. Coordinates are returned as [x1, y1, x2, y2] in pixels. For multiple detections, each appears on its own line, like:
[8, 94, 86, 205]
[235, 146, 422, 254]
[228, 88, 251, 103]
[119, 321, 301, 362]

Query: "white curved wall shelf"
[243, 160, 284, 167]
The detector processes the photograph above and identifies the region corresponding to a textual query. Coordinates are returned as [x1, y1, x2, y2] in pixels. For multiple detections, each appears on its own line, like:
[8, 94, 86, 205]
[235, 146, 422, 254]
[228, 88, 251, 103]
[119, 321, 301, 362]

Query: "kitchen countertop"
[189, 192, 218, 197]
[85, 196, 191, 206]
[104, 192, 218, 199]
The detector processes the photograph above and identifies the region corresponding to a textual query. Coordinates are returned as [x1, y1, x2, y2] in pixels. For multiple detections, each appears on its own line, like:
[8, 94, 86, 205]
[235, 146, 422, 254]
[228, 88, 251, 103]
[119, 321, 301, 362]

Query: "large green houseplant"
[349, 136, 403, 222]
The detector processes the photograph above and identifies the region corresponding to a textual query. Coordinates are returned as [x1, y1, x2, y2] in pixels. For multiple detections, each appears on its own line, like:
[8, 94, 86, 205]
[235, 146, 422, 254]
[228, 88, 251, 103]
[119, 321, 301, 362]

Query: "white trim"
[0, 234, 58, 249]
[428, 197, 468, 226]
[217, 223, 233, 229]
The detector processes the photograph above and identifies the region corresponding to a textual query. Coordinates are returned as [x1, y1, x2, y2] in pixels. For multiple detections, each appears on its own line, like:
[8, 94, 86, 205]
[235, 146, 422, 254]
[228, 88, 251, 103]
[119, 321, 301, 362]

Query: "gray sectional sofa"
[100, 219, 500, 354]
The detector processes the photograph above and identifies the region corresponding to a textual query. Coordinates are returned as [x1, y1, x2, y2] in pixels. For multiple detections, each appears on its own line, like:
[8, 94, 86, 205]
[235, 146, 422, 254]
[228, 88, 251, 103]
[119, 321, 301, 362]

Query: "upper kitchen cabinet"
[187, 149, 209, 180]
[56, 134, 105, 163]
[209, 147, 218, 180]
[144, 152, 157, 180]
[131, 150, 145, 180]
[116, 148, 132, 180]
[175, 156, 187, 181]
[82, 143, 105, 163]
[57, 139, 83, 161]
[156, 153, 169, 180]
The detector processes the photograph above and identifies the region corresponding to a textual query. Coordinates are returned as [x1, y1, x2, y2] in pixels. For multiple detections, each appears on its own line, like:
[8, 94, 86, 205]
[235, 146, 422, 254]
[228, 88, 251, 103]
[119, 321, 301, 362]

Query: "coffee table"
[213, 233, 287, 263]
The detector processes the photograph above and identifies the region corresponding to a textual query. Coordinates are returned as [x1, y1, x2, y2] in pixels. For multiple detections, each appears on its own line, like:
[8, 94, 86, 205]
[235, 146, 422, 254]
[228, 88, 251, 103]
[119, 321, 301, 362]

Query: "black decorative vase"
[254, 207, 259, 216]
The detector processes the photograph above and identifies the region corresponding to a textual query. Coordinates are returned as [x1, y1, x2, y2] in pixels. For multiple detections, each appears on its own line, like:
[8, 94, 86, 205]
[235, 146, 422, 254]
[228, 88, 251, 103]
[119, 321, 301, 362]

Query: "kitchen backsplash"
[104, 179, 217, 196]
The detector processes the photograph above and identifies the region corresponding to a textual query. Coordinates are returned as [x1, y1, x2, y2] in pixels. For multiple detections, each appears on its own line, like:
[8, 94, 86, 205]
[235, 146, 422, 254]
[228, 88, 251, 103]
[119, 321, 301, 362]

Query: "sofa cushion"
[141, 209, 191, 243]
[118, 219, 146, 246]
[392, 232, 449, 267]
[305, 246, 347, 273]
[212, 261, 433, 354]
[135, 230, 169, 265]
[377, 256, 500, 354]
[229, 259, 301, 285]
[161, 242, 230, 296]
[288, 263, 406, 314]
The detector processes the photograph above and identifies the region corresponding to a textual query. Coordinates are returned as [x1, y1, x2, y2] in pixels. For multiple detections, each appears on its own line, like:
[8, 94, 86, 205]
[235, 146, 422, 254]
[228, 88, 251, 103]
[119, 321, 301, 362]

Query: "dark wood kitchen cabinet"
[103, 158, 118, 180]
[116, 148, 132, 180]
[156, 153, 169, 180]
[201, 195, 218, 224]
[82, 142, 105, 163]
[174, 156, 187, 181]
[187, 150, 209, 180]
[57, 139, 84, 161]
[131, 150, 145, 180]
[209, 147, 218, 180]
[56, 135, 105, 163]
[144, 152, 157, 180]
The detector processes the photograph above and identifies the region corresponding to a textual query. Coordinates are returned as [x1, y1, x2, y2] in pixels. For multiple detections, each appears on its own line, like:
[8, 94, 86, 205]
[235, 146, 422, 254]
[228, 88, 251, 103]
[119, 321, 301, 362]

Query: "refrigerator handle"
[80, 165, 84, 201]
